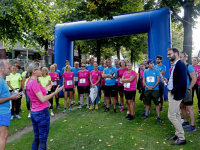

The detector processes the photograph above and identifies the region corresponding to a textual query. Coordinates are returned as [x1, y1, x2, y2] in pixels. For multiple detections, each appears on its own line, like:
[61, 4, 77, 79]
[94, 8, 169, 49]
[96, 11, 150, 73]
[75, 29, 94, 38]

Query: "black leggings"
[192, 84, 199, 109]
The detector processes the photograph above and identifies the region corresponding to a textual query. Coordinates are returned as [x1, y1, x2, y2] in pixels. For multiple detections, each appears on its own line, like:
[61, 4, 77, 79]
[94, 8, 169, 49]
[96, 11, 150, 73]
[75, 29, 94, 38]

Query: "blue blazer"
[171, 60, 187, 100]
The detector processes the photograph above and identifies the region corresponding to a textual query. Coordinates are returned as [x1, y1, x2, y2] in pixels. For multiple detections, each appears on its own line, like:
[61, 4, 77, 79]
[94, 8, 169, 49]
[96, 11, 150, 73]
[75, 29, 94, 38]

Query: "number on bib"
[124, 83, 130, 88]
[51, 81, 57, 86]
[146, 76, 155, 82]
[80, 79, 86, 83]
[74, 77, 78, 81]
[67, 80, 73, 85]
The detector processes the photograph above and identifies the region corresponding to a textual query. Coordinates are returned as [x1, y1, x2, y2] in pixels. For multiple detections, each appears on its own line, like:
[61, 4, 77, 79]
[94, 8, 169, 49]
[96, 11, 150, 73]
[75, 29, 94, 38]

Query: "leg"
[112, 97, 116, 109]
[0, 126, 8, 150]
[126, 100, 130, 114]
[145, 105, 150, 116]
[155, 105, 160, 118]
[69, 91, 73, 107]
[119, 92, 124, 107]
[128, 100, 134, 116]
[11, 100, 15, 116]
[187, 106, 195, 126]
[181, 103, 188, 122]
[85, 93, 89, 107]
[64, 91, 68, 109]
[15, 98, 20, 115]
[49, 97, 53, 113]
[96, 85, 100, 105]
[31, 112, 40, 150]
[106, 97, 110, 108]
[80, 94, 84, 105]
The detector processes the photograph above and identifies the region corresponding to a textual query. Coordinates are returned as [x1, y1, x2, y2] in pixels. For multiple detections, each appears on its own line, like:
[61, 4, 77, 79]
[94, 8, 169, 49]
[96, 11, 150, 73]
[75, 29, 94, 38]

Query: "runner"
[78, 63, 90, 108]
[38, 67, 53, 116]
[6, 65, 22, 120]
[53, 63, 61, 107]
[26, 62, 63, 150]
[86, 57, 94, 72]
[89, 63, 101, 109]
[114, 59, 120, 106]
[142, 59, 161, 123]
[62, 65, 75, 112]
[101, 62, 107, 107]
[71, 62, 81, 105]
[62, 60, 70, 75]
[102, 58, 118, 113]
[98, 58, 105, 101]
[122, 62, 137, 120]
[117, 60, 127, 111]
[0, 60, 21, 150]
[49, 65, 60, 111]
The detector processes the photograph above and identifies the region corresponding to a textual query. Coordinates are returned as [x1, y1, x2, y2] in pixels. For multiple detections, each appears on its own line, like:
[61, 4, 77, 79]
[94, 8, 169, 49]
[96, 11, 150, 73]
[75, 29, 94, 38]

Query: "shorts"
[101, 86, 105, 90]
[105, 85, 116, 97]
[78, 86, 90, 94]
[65, 88, 73, 92]
[182, 90, 193, 106]
[159, 82, 164, 97]
[75, 83, 78, 87]
[51, 85, 58, 92]
[0, 113, 11, 126]
[118, 86, 124, 92]
[124, 90, 136, 100]
[144, 90, 159, 105]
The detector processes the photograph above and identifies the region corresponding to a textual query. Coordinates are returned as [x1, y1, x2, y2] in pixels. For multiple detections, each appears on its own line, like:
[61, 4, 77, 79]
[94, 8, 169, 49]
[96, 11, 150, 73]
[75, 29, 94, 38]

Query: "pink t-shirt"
[140, 70, 145, 88]
[101, 71, 105, 86]
[117, 68, 127, 86]
[78, 70, 90, 86]
[63, 72, 74, 89]
[123, 70, 137, 91]
[26, 79, 48, 112]
[193, 65, 200, 84]
[49, 72, 59, 86]
[90, 70, 101, 85]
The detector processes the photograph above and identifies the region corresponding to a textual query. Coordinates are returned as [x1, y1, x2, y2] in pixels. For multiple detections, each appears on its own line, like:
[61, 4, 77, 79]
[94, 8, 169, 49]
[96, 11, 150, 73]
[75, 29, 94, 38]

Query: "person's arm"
[7, 81, 15, 91]
[102, 72, 112, 79]
[152, 76, 160, 89]
[90, 75, 93, 86]
[188, 72, 197, 90]
[19, 80, 22, 91]
[161, 71, 165, 76]
[36, 85, 63, 103]
[122, 76, 135, 83]
[94, 76, 101, 85]
[0, 94, 21, 103]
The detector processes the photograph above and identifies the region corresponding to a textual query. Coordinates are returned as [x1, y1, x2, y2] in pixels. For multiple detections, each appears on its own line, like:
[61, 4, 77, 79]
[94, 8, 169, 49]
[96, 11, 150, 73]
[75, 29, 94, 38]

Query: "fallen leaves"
[119, 123, 122, 125]
[63, 120, 67, 122]
[99, 139, 102, 142]
[110, 135, 114, 138]
[50, 139, 53, 142]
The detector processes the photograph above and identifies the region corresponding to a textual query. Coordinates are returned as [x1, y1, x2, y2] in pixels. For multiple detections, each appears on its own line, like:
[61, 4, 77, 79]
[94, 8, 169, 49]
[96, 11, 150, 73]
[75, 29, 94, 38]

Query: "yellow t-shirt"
[38, 75, 51, 91]
[6, 73, 22, 90]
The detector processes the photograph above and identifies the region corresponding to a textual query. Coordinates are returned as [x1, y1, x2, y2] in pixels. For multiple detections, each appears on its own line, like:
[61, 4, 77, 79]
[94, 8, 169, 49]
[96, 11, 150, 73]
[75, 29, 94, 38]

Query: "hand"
[11, 93, 21, 100]
[162, 78, 168, 83]
[187, 89, 191, 93]
[92, 84, 95, 88]
[108, 74, 113, 78]
[55, 85, 64, 94]
[23, 89, 25, 94]
[46, 84, 52, 91]
[147, 86, 152, 90]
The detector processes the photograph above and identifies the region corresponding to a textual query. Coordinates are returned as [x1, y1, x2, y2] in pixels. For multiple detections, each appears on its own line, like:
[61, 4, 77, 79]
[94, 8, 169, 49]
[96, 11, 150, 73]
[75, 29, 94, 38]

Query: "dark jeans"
[192, 84, 199, 101]
[51, 86, 59, 106]
[25, 90, 31, 111]
[31, 107, 50, 150]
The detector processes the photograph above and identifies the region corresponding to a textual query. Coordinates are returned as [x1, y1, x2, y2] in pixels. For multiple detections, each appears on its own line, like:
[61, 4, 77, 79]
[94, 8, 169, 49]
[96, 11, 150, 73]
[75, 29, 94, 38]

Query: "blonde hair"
[65, 65, 70, 72]
[93, 63, 98, 67]
[42, 67, 49, 76]
[50, 65, 55, 72]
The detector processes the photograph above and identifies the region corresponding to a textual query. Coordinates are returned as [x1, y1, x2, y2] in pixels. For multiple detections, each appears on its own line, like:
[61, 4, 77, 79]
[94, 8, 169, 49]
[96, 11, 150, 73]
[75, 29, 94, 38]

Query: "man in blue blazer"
[164, 48, 187, 145]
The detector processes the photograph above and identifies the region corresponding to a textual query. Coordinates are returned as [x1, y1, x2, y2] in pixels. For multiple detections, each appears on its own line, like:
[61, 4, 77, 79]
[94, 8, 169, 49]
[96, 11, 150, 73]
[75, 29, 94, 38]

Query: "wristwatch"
[188, 88, 191, 91]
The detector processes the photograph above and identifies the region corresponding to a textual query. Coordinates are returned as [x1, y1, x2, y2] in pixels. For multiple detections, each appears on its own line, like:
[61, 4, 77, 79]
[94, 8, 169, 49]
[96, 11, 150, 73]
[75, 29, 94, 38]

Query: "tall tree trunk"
[183, 4, 193, 64]
[96, 40, 101, 65]
[77, 44, 81, 67]
[116, 44, 120, 60]
[45, 39, 49, 68]
[131, 49, 133, 64]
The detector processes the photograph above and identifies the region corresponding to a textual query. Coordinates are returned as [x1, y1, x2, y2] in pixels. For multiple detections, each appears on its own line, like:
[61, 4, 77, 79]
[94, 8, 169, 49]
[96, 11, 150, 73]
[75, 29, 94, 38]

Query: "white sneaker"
[15, 115, 21, 119]
[28, 113, 31, 118]
[51, 112, 54, 117]
[86, 105, 89, 109]
[10, 115, 14, 120]
[78, 105, 82, 109]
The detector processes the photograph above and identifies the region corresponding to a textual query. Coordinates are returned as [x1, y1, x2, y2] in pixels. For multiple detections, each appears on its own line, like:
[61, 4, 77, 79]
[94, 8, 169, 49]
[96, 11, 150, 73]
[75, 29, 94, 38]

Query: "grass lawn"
[6, 92, 200, 150]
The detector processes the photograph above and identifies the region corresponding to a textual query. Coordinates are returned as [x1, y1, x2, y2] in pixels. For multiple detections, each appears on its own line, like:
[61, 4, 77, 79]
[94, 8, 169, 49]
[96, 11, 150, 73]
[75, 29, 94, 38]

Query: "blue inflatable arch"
[55, 8, 171, 73]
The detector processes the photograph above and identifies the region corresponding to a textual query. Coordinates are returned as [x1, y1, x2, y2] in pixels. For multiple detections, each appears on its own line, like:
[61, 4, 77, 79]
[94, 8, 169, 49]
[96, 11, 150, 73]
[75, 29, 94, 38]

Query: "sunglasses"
[81, 66, 85, 67]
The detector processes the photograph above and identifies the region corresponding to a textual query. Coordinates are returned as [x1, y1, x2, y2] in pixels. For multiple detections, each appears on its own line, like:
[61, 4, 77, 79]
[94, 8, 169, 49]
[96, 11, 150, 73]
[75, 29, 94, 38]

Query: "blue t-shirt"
[98, 65, 104, 72]
[61, 67, 65, 74]
[0, 77, 11, 115]
[17, 71, 21, 74]
[71, 67, 81, 84]
[86, 64, 94, 72]
[186, 63, 195, 89]
[103, 66, 117, 86]
[55, 69, 61, 77]
[154, 64, 166, 82]
[143, 68, 160, 90]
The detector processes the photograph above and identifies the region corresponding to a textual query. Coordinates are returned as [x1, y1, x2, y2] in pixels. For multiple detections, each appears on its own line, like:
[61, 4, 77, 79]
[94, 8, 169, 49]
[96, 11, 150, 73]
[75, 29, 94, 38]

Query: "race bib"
[67, 80, 73, 85]
[80, 79, 86, 83]
[74, 77, 78, 81]
[106, 78, 111, 80]
[120, 79, 122, 84]
[147, 76, 155, 82]
[124, 83, 130, 88]
[51, 81, 57, 85]
[115, 79, 118, 82]
[196, 72, 198, 77]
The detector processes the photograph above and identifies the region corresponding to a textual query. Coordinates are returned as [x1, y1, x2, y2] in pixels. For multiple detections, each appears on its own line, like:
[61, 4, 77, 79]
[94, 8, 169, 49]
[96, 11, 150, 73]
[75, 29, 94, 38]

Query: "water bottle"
[160, 74, 167, 86]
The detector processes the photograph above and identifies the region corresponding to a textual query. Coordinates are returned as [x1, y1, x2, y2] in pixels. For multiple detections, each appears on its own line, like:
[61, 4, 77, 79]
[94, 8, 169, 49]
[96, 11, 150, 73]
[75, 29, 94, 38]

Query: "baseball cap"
[147, 59, 154, 64]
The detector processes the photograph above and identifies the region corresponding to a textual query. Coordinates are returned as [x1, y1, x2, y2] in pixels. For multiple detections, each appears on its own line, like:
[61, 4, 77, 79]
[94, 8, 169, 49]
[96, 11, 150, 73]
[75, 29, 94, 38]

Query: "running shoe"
[141, 110, 150, 115]
[10, 115, 14, 120]
[116, 103, 119, 106]
[104, 108, 110, 112]
[95, 105, 98, 110]
[142, 115, 148, 119]
[86, 105, 89, 109]
[56, 106, 60, 110]
[157, 117, 161, 123]
[185, 125, 197, 132]
[160, 107, 164, 112]
[78, 101, 80, 105]
[197, 116, 200, 119]
[15, 115, 21, 119]
[182, 122, 190, 127]
[120, 106, 124, 111]
[71, 101, 74, 105]
[51, 112, 54, 117]
[198, 111, 200, 115]
[114, 109, 118, 113]
[125, 114, 131, 118]
[28, 113, 31, 118]
[102, 104, 106, 107]
[68, 108, 72, 111]
[89, 105, 94, 110]
[118, 104, 122, 108]
[128, 116, 135, 121]
[19, 109, 24, 113]
[62, 109, 66, 113]
[78, 105, 82, 109]
[181, 119, 184, 123]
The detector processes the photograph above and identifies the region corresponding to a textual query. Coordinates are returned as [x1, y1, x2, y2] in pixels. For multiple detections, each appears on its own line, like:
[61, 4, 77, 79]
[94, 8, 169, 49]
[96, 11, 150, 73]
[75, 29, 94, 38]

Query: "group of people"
[0, 47, 200, 149]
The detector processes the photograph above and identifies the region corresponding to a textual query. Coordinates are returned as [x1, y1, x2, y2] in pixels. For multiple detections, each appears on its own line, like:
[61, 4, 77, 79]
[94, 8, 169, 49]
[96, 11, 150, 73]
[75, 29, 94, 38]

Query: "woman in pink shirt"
[101, 63, 107, 107]
[26, 62, 63, 150]
[62, 65, 75, 112]
[78, 63, 90, 109]
[117, 60, 127, 111]
[49, 65, 60, 110]
[89, 63, 101, 110]
[192, 57, 200, 116]
[122, 62, 137, 121]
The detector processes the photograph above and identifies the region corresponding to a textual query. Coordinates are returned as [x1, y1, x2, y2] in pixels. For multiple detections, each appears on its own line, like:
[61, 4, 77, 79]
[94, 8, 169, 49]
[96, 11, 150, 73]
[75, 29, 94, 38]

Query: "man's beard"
[157, 61, 161, 64]
[170, 55, 176, 62]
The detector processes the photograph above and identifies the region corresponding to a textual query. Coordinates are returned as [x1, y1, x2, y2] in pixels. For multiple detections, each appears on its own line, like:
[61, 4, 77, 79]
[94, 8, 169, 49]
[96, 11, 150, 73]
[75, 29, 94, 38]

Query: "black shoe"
[128, 116, 135, 121]
[125, 114, 131, 118]
[197, 116, 200, 119]
[157, 117, 161, 123]
[171, 139, 186, 145]
[116, 103, 119, 106]
[102, 104, 106, 107]
[104, 108, 110, 112]
[166, 135, 178, 140]
[114, 109, 117, 113]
